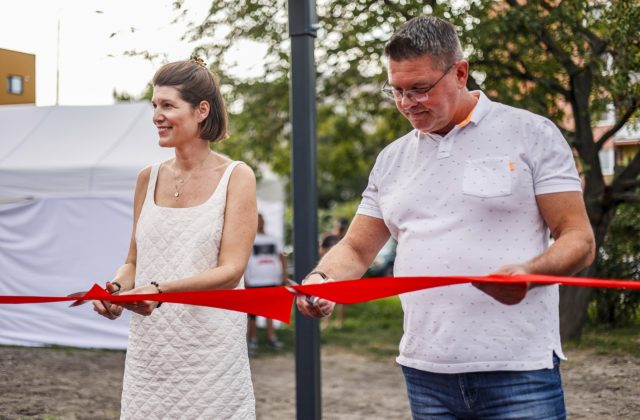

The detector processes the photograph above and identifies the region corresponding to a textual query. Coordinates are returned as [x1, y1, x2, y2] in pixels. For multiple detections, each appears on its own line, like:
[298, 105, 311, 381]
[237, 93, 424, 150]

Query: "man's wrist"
[304, 270, 328, 283]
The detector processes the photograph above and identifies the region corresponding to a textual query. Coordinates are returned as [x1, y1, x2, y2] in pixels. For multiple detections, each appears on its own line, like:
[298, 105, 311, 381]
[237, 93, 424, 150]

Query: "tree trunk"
[559, 285, 594, 341]
[559, 201, 613, 341]
[559, 69, 605, 341]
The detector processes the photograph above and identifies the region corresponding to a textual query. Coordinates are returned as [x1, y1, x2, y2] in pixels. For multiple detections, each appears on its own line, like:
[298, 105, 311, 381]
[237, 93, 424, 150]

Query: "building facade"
[594, 107, 640, 184]
[0, 48, 36, 105]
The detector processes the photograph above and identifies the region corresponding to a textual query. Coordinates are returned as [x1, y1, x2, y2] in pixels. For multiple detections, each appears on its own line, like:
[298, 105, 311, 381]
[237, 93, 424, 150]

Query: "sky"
[0, 0, 266, 106]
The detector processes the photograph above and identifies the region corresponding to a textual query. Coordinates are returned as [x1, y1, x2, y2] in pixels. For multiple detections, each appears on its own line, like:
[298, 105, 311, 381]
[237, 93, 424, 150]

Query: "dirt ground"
[0, 345, 638, 419]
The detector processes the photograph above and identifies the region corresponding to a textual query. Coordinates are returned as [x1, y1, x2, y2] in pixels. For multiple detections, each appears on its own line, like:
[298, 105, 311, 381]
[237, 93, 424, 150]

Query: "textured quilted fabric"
[121, 161, 256, 419]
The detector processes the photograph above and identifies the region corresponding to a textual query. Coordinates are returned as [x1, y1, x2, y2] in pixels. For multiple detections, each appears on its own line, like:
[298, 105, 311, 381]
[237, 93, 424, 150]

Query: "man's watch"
[305, 271, 328, 282]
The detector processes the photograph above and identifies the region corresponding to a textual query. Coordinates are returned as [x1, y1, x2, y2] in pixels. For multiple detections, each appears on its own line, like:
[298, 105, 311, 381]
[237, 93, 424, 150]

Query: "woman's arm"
[120, 163, 258, 316]
[160, 163, 258, 292]
[93, 166, 150, 319]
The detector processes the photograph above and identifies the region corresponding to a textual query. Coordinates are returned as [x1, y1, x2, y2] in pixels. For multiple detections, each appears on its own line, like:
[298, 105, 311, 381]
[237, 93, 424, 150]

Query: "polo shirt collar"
[414, 90, 492, 140]
[460, 90, 491, 128]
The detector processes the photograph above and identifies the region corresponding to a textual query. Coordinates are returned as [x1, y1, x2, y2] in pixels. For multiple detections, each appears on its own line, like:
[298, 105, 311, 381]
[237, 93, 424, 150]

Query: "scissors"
[284, 279, 322, 307]
[67, 282, 121, 316]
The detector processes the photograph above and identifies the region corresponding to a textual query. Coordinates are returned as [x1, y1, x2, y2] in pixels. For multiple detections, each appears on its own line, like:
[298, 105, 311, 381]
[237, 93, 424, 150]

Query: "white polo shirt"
[357, 91, 582, 374]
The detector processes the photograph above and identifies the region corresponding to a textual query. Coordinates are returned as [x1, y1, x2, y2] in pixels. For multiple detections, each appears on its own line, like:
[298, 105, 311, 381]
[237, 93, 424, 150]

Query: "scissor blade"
[284, 279, 305, 296]
[67, 291, 89, 307]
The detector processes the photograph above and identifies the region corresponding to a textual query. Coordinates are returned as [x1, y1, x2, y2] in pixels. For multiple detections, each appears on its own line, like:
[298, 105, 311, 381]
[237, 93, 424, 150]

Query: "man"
[245, 213, 288, 354]
[298, 16, 595, 419]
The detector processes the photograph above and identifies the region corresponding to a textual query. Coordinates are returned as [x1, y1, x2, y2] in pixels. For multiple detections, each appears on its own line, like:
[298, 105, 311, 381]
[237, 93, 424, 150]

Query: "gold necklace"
[173, 174, 193, 199]
[173, 152, 211, 199]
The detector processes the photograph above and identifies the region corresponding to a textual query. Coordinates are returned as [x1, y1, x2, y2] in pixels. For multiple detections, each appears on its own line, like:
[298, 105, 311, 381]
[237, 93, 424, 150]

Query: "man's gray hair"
[384, 16, 463, 69]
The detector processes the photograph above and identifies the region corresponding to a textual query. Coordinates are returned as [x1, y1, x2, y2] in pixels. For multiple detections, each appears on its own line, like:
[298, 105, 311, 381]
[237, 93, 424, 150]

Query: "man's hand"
[473, 264, 530, 305]
[295, 273, 336, 318]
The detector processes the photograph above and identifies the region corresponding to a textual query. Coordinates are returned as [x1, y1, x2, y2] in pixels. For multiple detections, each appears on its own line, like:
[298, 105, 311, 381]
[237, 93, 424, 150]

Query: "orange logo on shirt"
[508, 161, 516, 172]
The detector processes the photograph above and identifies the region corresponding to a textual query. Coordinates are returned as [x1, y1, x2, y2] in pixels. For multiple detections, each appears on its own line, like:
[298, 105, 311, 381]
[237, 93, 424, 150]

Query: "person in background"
[332, 216, 349, 239]
[245, 213, 288, 354]
[320, 234, 340, 256]
[298, 16, 594, 419]
[93, 57, 257, 419]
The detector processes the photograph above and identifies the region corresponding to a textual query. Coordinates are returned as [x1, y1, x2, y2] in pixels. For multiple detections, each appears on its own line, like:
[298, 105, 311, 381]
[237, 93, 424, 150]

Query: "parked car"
[364, 238, 397, 277]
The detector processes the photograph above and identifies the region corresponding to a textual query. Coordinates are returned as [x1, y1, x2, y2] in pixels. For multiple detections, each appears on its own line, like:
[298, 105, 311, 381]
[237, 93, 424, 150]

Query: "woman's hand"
[117, 284, 161, 316]
[92, 281, 124, 320]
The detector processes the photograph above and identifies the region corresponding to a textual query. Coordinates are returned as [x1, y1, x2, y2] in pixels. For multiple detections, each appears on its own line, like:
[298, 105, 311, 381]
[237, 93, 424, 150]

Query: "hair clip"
[190, 55, 207, 68]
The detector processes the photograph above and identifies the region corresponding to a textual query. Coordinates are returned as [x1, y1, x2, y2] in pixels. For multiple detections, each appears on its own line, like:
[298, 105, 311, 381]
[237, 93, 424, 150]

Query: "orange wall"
[0, 48, 36, 105]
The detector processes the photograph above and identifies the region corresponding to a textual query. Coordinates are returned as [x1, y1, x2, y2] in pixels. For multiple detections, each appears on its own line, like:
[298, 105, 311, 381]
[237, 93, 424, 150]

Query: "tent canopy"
[0, 102, 285, 349]
[0, 102, 173, 200]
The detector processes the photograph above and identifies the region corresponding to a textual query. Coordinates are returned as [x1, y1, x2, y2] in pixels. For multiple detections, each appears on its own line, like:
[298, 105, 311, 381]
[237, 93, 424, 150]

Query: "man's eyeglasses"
[381, 62, 456, 102]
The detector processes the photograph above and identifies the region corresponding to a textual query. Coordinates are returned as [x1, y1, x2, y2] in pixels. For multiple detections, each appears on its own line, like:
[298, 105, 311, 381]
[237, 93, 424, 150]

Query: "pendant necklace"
[173, 152, 211, 199]
[173, 175, 192, 198]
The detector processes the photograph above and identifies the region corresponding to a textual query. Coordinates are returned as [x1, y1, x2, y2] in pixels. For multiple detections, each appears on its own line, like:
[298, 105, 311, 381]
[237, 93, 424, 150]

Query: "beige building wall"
[0, 48, 36, 105]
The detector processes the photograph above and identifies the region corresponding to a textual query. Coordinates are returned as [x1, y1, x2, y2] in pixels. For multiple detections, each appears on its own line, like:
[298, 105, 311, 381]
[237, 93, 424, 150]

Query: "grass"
[564, 323, 640, 357]
[252, 297, 640, 360]
[319, 297, 404, 358]
[249, 297, 403, 359]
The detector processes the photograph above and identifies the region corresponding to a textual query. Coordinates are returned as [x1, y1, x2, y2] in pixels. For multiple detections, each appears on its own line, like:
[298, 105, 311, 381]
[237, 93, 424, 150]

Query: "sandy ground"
[0, 345, 638, 419]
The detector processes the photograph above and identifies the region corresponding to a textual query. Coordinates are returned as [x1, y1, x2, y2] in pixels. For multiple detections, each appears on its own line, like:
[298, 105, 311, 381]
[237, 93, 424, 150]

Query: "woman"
[93, 57, 257, 419]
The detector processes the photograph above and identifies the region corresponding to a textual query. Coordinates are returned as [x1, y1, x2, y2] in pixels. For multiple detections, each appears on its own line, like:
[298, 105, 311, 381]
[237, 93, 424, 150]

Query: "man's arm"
[476, 191, 595, 304]
[296, 214, 390, 317]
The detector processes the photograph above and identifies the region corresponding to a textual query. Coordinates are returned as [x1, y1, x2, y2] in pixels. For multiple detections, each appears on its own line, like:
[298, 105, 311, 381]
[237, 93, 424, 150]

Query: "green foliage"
[320, 297, 404, 358]
[459, 0, 640, 145]
[112, 89, 137, 102]
[592, 203, 640, 326]
[318, 198, 359, 237]
[248, 297, 403, 359]
[258, 297, 402, 359]
[563, 322, 640, 357]
[214, 73, 292, 178]
[112, 84, 152, 102]
[179, 0, 439, 207]
[177, 0, 640, 214]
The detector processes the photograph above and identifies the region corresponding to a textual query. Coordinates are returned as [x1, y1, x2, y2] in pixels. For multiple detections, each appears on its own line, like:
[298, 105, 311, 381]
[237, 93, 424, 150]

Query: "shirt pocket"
[462, 156, 512, 198]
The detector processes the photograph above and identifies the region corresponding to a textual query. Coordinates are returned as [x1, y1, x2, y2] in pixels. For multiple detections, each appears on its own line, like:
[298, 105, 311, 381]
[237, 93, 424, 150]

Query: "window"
[7, 75, 24, 95]
[599, 148, 615, 176]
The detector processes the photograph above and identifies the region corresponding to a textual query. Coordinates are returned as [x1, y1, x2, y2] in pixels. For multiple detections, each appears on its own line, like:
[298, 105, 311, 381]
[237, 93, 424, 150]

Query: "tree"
[177, 0, 639, 338]
[455, 0, 640, 339]
[593, 201, 640, 326]
[180, 0, 442, 206]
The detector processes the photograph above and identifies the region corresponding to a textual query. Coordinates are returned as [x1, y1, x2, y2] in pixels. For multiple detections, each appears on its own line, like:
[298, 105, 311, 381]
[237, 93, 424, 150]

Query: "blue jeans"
[401, 355, 566, 419]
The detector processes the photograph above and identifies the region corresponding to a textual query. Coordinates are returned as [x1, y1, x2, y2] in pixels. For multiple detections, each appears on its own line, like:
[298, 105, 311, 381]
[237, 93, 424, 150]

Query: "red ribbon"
[0, 275, 638, 324]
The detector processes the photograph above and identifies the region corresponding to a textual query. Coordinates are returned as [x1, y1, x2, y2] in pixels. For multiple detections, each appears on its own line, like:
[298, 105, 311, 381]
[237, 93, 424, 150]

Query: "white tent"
[0, 102, 285, 349]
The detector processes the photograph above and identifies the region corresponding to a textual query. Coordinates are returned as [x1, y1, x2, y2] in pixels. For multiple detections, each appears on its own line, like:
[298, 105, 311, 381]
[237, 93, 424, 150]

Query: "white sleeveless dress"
[120, 161, 255, 419]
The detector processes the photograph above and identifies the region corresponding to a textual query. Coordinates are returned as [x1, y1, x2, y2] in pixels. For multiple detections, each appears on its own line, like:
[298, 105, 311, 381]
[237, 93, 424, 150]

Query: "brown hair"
[384, 16, 462, 70]
[152, 58, 227, 142]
